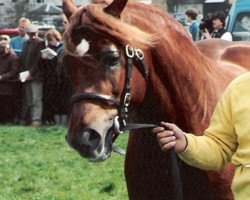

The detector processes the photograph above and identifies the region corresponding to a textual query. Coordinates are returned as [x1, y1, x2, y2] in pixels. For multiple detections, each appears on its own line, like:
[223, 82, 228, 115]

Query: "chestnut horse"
[62, 0, 250, 199]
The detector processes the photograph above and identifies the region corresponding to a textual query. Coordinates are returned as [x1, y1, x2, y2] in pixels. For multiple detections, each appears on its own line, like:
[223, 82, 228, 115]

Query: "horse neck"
[146, 37, 227, 132]
[124, 5, 232, 131]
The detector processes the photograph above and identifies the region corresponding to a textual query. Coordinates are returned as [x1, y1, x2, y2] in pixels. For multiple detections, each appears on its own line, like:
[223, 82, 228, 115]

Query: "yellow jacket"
[178, 72, 250, 200]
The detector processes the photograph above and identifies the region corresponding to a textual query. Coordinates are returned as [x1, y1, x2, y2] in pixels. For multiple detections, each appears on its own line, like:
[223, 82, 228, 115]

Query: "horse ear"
[103, 0, 128, 18]
[63, 0, 78, 20]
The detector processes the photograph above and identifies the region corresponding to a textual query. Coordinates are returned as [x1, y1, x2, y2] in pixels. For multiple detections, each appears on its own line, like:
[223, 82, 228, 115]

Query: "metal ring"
[135, 49, 144, 60]
[125, 45, 135, 58]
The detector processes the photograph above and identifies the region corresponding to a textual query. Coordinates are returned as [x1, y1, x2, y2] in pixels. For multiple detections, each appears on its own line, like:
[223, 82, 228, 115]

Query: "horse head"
[63, 0, 153, 162]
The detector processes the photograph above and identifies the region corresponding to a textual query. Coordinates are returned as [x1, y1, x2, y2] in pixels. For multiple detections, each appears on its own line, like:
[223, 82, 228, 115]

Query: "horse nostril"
[81, 128, 101, 150]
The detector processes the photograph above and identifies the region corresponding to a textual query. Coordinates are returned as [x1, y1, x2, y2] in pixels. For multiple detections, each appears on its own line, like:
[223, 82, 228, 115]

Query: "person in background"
[42, 29, 70, 126]
[185, 8, 200, 41]
[9, 18, 30, 124]
[205, 11, 232, 41]
[0, 35, 19, 123]
[153, 72, 250, 199]
[9, 17, 30, 57]
[61, 14, 69, 30]
[20, 24, 45, 127]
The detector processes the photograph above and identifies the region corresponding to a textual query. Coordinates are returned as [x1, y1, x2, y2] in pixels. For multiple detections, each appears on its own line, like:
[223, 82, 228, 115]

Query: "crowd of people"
[0, 17, 71, 127]
[184, 8, 232, 42]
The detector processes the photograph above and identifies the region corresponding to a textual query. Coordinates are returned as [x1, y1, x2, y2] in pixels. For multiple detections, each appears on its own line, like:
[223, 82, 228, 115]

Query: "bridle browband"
[70, 45, 156, 141]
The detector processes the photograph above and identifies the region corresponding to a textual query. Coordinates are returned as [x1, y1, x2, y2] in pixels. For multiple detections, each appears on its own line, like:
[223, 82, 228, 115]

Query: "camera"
[199, 13, 214, 33]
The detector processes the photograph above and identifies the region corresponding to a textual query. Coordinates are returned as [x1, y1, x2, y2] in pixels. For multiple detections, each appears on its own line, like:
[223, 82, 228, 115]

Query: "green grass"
[0, 126, 128, 200]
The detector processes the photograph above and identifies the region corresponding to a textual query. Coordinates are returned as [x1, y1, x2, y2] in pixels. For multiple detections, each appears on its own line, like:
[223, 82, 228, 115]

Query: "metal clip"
[125, 45, 135, 58]
[123, 93, 131, 107]
[135, 48, 144, 60]
[113, 116, 124, 134]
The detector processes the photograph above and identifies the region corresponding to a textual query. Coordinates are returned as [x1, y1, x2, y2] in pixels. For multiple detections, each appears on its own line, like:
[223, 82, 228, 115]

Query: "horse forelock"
[63, 3, 158, 58]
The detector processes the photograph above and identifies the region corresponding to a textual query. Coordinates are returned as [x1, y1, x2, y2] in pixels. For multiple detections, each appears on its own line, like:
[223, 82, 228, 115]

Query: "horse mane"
[64, 3, 158, 57]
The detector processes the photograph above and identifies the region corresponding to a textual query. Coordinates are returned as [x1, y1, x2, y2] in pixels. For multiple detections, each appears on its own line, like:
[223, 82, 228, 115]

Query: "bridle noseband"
[70, 45, 155, 141]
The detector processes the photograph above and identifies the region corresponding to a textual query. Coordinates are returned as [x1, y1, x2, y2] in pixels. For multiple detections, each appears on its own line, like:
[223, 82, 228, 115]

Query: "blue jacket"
[189, 21, 199, 41]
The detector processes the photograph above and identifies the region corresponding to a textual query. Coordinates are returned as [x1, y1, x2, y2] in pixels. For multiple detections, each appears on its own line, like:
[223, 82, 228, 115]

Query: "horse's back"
[197, 39, 250, 71]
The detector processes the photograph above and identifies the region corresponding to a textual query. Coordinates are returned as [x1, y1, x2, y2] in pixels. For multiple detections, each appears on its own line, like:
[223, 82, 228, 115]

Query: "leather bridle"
[70, 44, 183, 200]
[70, 45, 156, 142]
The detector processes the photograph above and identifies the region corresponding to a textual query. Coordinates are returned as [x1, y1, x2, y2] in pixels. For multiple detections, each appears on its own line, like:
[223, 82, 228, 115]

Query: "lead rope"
[114, 45, 183, 200]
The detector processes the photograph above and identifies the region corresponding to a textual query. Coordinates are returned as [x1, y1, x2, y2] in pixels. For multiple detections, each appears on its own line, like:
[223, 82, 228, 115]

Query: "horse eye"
[104, 55, 119, 68]
[102, 53, 119, 69]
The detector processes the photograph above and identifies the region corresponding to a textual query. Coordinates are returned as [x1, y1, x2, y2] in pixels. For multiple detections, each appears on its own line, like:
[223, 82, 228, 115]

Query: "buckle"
[125, 45, 135, 58]
[135, 48, 144, 60]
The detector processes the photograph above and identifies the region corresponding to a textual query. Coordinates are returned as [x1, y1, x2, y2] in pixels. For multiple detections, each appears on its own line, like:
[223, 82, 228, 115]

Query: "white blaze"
[76, 39, 89, 56]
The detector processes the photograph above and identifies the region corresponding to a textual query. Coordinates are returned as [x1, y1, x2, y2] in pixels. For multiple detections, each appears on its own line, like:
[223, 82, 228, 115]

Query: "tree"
[166, 0, 204, 13]
[7, 0, 30, 27]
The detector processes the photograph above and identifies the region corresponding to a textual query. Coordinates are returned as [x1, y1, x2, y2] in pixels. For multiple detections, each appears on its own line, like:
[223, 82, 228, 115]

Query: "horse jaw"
[62, 0, 78, 20]
[103, 0, 128, 18]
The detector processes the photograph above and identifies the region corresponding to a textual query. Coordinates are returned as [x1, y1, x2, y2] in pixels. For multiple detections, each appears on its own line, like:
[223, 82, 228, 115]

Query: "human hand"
[42, 54, 47, 59]
[152, 122, 187, 153]
[26, 75, 33, 81]
[204, 28, 211, 39]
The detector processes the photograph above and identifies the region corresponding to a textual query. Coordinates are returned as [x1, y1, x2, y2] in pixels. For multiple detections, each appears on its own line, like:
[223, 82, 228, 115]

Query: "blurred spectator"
[9, 18, 30, 124]
[205, 11, 232, 41]
[20, 24, 45, 127]
[234, 13, 250, 32]
[0, 35, 19, 123]
[9, 17, 31, 57]
[42, 29, 71, 126]
[61, 14, 69, 30]
[199, 13, 214, 40]
[185, 8, 199, 41]
[60, 14, 69, 38]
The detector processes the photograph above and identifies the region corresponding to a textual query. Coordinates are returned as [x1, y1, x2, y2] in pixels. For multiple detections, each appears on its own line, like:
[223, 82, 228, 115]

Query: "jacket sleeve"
[178, 85, 237, 170]
[1, 54, 19, 81]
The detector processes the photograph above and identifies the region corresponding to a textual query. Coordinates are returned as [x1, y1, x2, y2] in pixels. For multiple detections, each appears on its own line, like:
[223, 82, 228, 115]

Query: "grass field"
[0, 125, 128, 200]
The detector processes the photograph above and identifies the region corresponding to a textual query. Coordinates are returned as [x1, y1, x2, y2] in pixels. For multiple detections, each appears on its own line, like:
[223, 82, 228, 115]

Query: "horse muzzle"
[66, 125, 114, 162]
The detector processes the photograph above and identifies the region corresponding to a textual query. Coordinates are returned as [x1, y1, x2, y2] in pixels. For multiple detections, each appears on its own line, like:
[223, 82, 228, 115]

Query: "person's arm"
[153, 85, 237, 171]
[204, 28, 212, 39]
[193, 24, 199, 41]
[0, 54, 19, 81]
[221, 32, 233, 42]
[9, 38, 14, 49]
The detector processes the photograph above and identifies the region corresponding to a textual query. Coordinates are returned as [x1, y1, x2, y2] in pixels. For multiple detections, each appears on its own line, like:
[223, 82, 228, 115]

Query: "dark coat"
[20, 37, 46, 81]
[0, 49, 19, 95]
[42, 43, 71, 118]
[211, 28, 227, 38]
